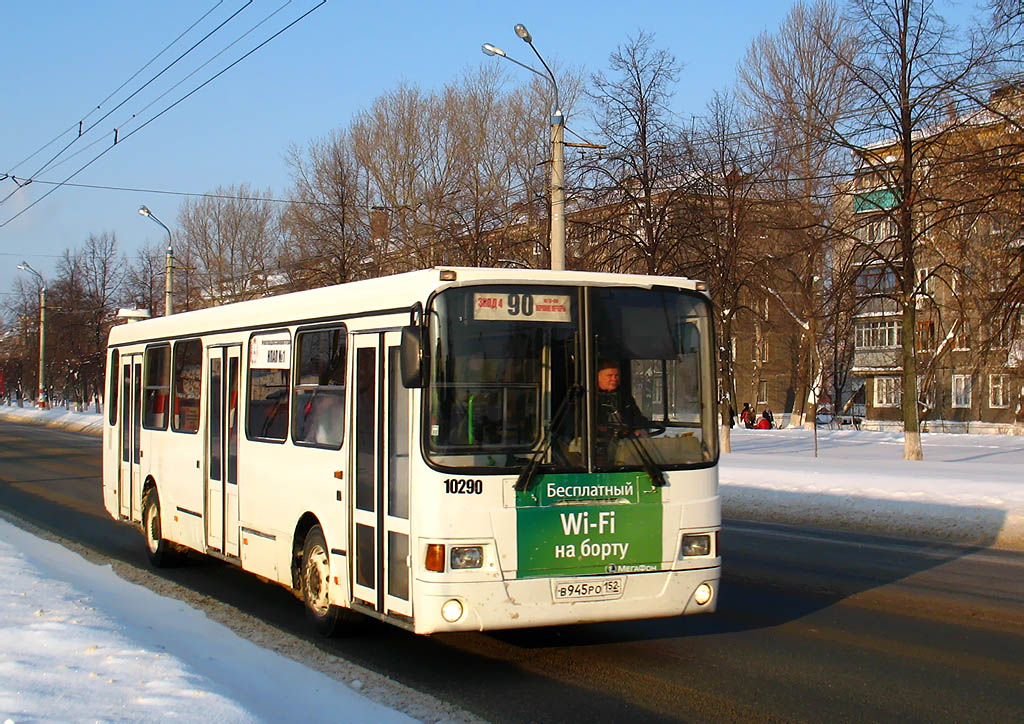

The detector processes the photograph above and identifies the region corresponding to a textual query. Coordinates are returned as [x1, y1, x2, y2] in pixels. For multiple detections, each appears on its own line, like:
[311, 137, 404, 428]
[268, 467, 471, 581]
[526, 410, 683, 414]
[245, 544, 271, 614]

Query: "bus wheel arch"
[140, 482, 179, 568]
[291, 513, 320, 590]
[296, 519, 360, 637]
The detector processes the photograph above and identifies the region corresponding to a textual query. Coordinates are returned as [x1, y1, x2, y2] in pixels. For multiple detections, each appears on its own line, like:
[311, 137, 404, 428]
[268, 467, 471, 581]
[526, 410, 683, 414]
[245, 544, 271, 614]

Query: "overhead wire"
[0, 1, 254, 207]
[0, 1, 328, 230]
[3, 56, 1017, 231]
[5, 2, 226, 178]
[43, 1, 294, 177]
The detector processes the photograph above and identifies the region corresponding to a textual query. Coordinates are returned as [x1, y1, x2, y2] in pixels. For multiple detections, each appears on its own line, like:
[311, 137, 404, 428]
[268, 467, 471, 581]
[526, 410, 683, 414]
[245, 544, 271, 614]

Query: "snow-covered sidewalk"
[0, 404, 104, 435]
[720, 427, 1024, 550]
[0, 515, 421, 724]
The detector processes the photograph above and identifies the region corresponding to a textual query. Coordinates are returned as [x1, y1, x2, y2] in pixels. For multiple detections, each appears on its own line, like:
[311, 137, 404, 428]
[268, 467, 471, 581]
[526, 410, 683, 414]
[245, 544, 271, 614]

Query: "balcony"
[854, 189, 900, 213]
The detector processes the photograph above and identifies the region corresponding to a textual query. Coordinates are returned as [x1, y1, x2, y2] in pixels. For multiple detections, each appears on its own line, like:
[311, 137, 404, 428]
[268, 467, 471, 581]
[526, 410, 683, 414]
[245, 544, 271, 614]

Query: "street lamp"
[16, 261, 46, 408]
[482, 24, 565, 270]
[139, 205, 174, 315]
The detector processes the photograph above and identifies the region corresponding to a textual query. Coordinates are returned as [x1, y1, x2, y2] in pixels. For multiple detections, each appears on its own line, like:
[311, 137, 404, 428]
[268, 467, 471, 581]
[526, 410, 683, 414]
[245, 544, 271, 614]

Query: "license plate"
[552, 576, 625, 602]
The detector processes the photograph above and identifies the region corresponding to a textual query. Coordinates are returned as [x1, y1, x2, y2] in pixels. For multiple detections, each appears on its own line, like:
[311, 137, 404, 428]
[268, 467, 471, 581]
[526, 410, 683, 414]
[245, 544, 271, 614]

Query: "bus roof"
[108, 267, 705, 346]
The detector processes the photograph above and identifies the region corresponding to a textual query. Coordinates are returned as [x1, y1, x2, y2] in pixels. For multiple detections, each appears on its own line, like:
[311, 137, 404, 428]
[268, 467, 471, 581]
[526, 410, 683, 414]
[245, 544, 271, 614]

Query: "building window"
[292, 326, 347, 448]
[855, 320, 902, 348]
[988, 323, 1010, 349]
[874, 376, 901, 408]
[859, 217, 896, 240]
[757, 380, 768, 404]
[916, 320, 935, 351]
[143, 345, 171, 430]
[952, 374, 972, 408]
[730, 337, 736, 361]
[917, 374, 932, 408]
[750, 340, 768, 362]
[856, 265, 899, 295]
[915, 267, 934, 296]
[953, 319, 970, 351]
[951, 266, 974, 295]
[989, 374, 1009, 408]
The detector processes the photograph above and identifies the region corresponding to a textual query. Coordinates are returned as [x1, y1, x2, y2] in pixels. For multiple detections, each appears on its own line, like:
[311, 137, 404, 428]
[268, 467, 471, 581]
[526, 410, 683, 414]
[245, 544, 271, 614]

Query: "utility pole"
[139, 205, 174, 314]
[483, 24, 566, 270]
[165, 244, 174, 316]
[550, 109, 565, 270]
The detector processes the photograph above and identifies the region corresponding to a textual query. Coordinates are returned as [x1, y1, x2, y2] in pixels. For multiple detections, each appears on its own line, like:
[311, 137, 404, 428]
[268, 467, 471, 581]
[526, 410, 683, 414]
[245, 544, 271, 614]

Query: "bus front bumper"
[410, 565, 720, 634]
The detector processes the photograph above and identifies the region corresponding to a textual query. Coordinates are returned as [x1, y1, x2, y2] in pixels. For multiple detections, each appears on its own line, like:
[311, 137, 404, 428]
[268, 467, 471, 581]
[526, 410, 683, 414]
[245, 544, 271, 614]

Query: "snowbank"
[0, 515, 417, 723]
[0, 403, 104, 435]
[721, 428, 1024, 551]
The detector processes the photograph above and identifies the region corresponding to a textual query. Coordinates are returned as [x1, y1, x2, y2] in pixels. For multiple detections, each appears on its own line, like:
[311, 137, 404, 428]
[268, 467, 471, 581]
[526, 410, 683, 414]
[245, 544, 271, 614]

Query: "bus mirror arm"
[400, 325, 429, 388]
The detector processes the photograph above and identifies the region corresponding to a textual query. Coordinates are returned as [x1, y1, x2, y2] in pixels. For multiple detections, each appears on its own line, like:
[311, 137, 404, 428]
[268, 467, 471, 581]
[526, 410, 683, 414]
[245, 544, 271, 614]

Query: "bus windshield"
[426, 284, 716, 472]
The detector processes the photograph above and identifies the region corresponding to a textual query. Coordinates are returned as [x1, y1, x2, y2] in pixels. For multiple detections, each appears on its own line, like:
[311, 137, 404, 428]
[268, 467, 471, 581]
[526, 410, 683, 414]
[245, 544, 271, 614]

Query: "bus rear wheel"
[301, 525, 357, 637]
[141, 488, 179, 568]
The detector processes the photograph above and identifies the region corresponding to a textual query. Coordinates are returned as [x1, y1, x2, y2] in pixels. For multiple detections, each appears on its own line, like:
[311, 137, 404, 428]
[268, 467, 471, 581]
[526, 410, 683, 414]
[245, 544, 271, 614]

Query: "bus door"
[118, 354, 142, 520]
[205, 345, 242, 557]
[350, 332, 412, 619]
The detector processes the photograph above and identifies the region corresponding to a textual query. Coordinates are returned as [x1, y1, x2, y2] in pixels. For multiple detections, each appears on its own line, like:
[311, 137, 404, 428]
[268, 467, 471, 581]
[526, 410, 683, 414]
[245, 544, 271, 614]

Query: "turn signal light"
[425, 543, 445, 572]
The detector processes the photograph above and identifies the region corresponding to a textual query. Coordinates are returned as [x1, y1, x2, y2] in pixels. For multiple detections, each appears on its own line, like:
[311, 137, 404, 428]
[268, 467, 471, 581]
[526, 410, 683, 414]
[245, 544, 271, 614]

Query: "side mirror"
[400, 325, 428, 388]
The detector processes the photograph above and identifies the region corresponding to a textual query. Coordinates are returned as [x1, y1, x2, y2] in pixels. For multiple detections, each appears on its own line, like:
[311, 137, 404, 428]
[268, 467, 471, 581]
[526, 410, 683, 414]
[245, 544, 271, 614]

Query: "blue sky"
[0, 0, 977, 305]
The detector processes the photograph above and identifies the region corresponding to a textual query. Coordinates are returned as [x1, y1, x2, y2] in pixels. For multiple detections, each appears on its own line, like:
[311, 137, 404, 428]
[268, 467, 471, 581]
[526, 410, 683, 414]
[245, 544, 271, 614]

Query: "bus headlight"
[694, 583, 713, 606]
[441, 598, 464, 623]
[680, 534, 711, 558]
[450, 546, 483, 569]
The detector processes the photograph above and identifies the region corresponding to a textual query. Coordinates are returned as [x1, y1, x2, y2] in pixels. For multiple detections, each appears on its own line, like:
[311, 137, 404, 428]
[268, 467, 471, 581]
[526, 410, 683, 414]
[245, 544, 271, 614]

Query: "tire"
[301, 525, 358, 637]
[141, 487, 179, 568]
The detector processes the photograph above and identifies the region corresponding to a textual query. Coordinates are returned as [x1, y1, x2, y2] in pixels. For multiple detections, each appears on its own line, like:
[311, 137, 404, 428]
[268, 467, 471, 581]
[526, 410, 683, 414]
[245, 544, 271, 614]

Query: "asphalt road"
[2, 419, 1022, 723]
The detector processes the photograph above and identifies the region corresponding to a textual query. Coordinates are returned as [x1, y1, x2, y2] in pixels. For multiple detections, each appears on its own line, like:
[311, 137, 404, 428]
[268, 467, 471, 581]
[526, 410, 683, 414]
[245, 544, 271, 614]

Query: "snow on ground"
[0, 403, 104, 435]
[3, 403, 1023, 550]
[0, 515, 416, 724]
[721, 427, 1024, 550]
[1, 403, 1022, 721]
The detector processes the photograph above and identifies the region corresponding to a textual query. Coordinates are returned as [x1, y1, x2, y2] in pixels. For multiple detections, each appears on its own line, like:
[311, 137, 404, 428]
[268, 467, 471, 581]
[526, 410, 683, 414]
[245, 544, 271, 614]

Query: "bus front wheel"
[141, 488, 179, 568]
[301, 525, 352, 637]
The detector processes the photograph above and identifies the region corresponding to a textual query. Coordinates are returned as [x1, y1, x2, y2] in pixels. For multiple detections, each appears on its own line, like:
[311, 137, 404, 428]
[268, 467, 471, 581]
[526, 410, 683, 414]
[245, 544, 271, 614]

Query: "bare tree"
[578, 31, 692, 275]
[679, 92, 776, 451]
[738, 0, 860, 433]
[177, 185, 283, 306]
[124, 241, 167, 315]
[282, 130, 375, 288]
[825, 0, 989, 460]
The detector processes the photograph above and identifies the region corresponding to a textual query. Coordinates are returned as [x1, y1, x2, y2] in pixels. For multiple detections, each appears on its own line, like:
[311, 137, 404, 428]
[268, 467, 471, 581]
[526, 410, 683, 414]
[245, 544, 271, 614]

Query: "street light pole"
[483, 24, 565, 270]
[139, 205, 174, 315]
[16, 262, 46, 408]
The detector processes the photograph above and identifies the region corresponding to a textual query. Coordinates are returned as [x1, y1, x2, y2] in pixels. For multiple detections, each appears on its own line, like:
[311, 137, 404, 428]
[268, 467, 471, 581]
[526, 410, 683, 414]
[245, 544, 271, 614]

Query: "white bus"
[102, 267, 720, 634]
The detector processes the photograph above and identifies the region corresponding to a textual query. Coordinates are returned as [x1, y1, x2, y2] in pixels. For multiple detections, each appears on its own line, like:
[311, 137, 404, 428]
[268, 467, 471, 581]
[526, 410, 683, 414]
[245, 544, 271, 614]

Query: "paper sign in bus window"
[250, 333, 291, 369]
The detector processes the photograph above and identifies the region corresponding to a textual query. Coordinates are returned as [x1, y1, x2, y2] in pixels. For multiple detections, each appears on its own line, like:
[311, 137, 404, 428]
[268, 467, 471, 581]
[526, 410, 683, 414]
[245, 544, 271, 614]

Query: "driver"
[594, 360, 650, 463]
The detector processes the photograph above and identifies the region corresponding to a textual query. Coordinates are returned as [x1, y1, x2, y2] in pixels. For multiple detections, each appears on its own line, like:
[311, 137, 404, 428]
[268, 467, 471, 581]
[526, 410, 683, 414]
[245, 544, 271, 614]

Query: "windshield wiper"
[515, 384, 580, 492]
[608, 408, 667, 487]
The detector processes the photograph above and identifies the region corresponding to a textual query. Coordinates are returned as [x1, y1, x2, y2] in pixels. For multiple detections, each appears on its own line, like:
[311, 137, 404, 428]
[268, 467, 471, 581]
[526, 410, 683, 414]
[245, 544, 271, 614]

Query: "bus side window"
[247, 331, 292, 442]
[292, 326, 347, 448]
[143, 344, 170, 430]
[172, 339, 202, 433]
[107, 349, 119, 426]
